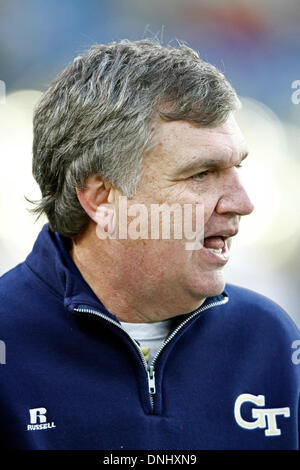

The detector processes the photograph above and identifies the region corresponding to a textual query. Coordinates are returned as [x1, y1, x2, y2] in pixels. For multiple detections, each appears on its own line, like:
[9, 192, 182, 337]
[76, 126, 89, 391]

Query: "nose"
[215, 168, 255, 216]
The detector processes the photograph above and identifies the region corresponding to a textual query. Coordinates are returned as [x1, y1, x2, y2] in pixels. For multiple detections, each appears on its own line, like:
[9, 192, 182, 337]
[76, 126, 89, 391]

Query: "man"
[0, 40, 299, 450]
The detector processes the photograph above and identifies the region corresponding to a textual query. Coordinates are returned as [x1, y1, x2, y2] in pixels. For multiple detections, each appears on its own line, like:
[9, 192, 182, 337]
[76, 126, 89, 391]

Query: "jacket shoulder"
[225, 283, 300, 338]
[0, 262, 24, 297]
[0, 261, 60, 324]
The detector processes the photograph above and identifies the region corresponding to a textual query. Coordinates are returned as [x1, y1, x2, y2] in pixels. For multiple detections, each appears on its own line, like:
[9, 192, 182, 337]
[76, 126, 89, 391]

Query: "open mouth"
[202, 235, 230, 262]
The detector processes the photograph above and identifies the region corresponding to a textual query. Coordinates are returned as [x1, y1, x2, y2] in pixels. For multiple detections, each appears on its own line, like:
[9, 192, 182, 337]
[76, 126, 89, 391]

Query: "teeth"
[207, 248, 223, 254]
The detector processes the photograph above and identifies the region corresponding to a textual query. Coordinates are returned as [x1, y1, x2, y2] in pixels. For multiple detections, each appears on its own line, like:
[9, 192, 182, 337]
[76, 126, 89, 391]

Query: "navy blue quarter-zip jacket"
[0, 223, 299, 450]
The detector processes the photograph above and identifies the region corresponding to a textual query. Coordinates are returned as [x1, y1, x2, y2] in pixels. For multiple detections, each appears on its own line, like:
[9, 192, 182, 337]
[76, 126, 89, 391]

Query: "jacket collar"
[25, 223, 228, 321]
[25, 223, 116, 319]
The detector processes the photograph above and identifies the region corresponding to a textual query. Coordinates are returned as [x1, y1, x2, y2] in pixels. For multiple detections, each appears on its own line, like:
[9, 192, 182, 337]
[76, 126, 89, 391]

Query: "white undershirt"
[120, 319, 173, 365]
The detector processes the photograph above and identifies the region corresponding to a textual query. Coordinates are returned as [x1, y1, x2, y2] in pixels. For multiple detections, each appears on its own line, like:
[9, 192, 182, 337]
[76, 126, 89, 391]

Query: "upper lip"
[204, 229, 239, 240]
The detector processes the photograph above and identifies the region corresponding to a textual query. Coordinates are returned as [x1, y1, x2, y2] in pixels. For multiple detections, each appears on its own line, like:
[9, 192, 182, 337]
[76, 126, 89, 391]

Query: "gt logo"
[234, 394, 290, 436]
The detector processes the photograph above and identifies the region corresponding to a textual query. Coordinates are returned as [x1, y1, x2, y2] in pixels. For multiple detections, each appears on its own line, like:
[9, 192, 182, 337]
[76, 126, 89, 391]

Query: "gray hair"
[26, 39, 239, 238]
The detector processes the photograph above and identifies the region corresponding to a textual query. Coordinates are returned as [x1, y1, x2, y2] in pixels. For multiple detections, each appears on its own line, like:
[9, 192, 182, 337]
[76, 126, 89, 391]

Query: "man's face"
[114, 113, 254, 306]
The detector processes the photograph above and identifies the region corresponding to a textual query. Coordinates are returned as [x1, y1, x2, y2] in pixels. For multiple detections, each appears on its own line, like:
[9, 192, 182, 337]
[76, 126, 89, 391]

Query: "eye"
[192, 170, 211, 180]
[192, 163, 243, 181]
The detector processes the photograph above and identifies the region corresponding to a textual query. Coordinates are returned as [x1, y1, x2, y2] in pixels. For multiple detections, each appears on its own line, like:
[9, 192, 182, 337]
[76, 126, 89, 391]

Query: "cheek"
[178, 181, 220, 209]
[201, 191, 221, 223]
[142, 239, 193, 269]
[203, 206, 216, 224]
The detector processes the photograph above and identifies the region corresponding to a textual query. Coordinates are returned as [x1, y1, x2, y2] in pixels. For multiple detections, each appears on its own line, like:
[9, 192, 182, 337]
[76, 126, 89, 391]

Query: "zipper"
[150, 297, 228, 371]
[73, 296, 228, 412]
[73, 306, 155, 408]
[147, 366, 156, 394]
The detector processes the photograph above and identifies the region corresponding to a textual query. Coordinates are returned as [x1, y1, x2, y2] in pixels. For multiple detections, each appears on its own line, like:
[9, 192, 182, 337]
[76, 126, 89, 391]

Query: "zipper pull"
[147, 365, 156, 395]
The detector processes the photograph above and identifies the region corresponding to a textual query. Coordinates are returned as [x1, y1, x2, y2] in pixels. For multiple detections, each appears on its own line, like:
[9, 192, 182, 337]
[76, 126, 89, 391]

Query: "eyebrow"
[179, 151, 249, 175]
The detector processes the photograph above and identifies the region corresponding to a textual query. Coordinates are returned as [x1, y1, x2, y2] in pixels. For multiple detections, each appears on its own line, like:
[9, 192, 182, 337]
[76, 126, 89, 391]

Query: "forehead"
[151, 114, 248, 173]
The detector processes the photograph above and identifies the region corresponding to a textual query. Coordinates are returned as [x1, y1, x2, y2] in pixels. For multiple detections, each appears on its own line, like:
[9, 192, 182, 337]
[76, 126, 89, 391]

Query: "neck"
[69, 225, 206, 323]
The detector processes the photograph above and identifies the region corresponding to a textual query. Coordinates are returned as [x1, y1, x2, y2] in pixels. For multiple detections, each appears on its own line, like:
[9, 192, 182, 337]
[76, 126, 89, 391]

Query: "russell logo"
[234, 393, 290, 436]
[27, 407, 56, 431]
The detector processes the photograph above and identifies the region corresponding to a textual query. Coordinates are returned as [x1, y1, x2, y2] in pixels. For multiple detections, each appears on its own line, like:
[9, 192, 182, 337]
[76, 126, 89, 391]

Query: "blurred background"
[0, 0, 299, 326]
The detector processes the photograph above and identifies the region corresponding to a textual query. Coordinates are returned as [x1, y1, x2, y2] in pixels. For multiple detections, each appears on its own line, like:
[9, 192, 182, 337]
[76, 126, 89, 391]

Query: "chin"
[188, 270, 226, 299]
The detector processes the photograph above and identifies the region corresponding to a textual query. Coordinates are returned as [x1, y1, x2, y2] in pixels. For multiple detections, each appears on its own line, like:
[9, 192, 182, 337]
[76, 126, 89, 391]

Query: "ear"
[75, 175, 112, 223]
